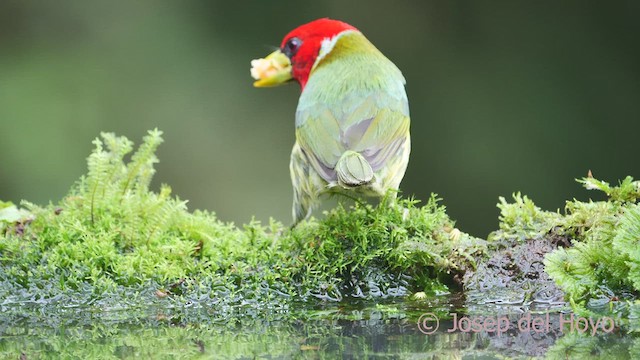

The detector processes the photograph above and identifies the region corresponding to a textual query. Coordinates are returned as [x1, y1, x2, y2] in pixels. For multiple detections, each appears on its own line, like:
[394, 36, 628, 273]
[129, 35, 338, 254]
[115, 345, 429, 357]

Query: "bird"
[251, 18, 411, 226]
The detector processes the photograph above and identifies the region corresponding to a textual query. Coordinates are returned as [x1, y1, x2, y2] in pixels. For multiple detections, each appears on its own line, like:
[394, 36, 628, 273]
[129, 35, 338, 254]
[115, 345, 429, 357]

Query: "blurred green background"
[1, 1, 638, 237]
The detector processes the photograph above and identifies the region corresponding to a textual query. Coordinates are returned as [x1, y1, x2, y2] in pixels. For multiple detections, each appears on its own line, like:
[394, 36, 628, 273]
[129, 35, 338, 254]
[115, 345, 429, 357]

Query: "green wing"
[295, 90, 410, 184]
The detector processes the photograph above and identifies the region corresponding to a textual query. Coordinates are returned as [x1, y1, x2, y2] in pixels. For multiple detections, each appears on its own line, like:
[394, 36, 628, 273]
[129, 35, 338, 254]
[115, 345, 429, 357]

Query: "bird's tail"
[336, 150, 373, 188]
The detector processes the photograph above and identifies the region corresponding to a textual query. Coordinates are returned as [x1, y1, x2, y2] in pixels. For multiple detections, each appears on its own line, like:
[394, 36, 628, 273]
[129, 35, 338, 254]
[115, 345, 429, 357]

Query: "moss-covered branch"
[0, 130, 484, 323]
[2, 129, 640, 326]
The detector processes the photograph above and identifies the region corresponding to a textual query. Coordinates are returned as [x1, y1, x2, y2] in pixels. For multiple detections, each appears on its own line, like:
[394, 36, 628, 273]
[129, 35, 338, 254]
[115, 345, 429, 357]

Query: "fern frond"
[100, 132, 133, 199]
[86, 136, 110, 225]
[141, 185, 185, 245]
[121, 129, 164, 195]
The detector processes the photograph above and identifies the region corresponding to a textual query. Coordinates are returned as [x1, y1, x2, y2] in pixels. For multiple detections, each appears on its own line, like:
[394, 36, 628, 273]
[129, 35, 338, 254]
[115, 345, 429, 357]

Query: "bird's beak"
[251, 50, 293, 87]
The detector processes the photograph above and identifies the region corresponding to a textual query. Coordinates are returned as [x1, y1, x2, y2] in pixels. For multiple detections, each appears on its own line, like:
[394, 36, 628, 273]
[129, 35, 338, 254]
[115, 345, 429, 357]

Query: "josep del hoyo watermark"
[417, 312, 616, 336]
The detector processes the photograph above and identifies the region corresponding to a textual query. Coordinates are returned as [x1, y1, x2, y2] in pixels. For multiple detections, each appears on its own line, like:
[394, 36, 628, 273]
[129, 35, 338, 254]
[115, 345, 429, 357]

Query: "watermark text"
[417, 312, 615, 336]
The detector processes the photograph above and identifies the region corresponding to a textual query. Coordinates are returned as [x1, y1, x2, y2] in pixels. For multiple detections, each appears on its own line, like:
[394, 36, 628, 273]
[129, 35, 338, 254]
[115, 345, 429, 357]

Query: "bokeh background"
[1, 1, 638, 237]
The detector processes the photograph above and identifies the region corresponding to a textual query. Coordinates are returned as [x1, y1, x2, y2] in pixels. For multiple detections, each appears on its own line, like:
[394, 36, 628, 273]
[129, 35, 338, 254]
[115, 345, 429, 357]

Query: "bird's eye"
[282, 37, 302, 58]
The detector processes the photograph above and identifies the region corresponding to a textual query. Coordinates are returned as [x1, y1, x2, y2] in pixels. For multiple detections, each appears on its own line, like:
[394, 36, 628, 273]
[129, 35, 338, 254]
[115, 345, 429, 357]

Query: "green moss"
[0, 130, 482, 322]
[4, 129, 640, 328]
[463, 173, 640, 320]
[286, 194, 485, 299]
[543, 177, 640, 310]
[613, 203, 640, 291]
[490, 192, 562, 243]
[490, 175, 640, 315]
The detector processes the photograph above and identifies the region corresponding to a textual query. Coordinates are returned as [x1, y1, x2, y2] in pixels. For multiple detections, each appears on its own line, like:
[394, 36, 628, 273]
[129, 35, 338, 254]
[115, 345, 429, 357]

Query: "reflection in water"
[0, 299, 636, 359]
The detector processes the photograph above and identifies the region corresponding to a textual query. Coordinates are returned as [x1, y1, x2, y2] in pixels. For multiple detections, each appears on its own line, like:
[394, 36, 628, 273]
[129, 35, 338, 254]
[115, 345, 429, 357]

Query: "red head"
[280, 18, 358, 89]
